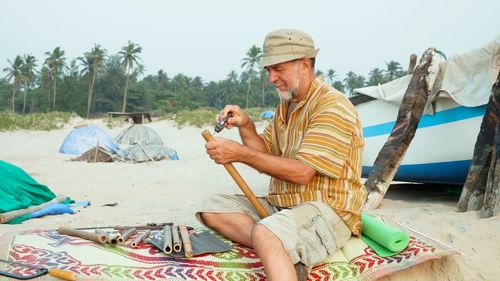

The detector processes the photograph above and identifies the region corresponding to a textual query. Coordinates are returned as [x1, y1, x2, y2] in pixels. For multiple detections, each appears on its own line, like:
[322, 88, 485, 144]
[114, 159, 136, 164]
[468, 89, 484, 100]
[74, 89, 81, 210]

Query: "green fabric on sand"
[0, 160, 72, 224]
[361, 213, 410, 257]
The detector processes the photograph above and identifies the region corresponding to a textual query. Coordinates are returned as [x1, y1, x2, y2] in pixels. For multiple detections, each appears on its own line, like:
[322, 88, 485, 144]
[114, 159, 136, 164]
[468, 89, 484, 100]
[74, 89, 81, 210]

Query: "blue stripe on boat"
[362, 159, 471, 185]
[363, 105, 486, 138]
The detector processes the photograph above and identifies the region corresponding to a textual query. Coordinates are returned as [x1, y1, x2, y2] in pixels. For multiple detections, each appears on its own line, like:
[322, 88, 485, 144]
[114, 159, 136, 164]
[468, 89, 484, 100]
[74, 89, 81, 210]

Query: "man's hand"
[216, 105, 251, 131]
[205, 137, 245, 164]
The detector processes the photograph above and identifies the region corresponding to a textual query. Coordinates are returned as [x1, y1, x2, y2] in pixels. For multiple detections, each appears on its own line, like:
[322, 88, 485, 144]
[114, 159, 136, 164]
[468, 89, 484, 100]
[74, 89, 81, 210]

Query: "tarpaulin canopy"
[124, 144, 178, 162]
[354, 36, 500, 108]
[59, 125, 121, 155]
[0, 160, 60, 224]
[260, 110, 275, 119]
[115, 125, 163, 146]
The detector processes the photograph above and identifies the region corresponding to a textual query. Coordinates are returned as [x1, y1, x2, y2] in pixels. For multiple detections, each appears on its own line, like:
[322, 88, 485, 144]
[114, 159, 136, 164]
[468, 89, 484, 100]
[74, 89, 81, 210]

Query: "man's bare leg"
[200, 212, 256, 247]
[252, 224, 297, 281]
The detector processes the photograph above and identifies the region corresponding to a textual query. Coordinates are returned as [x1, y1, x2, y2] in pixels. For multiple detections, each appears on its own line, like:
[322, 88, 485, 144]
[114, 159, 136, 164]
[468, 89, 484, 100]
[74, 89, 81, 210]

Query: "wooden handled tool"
[202, 129, 269, 218]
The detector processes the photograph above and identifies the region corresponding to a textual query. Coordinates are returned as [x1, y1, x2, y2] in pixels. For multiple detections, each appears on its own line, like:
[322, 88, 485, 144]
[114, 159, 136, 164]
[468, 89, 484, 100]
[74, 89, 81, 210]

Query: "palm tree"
[343, 71, 365, 97]
[366, 68, 385, 86]
[118, 41, 142, 112]
[79, 44, 106, 118]
[3, 56, 23, 112]
[241, 45, 262, 108]
[326, 69, 338, 85]
[384, 61, 404, 81]
[20, 55, 38, 114]
[44, 47, 67, 109]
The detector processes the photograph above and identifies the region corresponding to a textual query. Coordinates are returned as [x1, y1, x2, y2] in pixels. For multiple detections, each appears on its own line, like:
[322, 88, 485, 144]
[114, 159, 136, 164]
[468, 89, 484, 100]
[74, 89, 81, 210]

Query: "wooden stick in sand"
[130, 230, 151, 248]
[178, 224, 193, 257]
[58, 227, 106, 244]
[0, 194, 68, 224]
[162, 225, 173, 254]
[172, 225, 182, 252]
[202, 130, 270, 218]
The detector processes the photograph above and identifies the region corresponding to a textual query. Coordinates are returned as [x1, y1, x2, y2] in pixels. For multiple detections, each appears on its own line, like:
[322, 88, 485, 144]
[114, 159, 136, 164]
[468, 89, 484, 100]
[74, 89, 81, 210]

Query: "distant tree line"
[1, 42, 407, 117]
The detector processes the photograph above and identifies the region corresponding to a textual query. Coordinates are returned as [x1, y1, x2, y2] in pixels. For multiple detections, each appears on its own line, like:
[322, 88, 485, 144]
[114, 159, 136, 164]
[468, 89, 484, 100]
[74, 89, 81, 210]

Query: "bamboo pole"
[179, 224, 193, 258]
[58, 227, 105, 244]
[202, 130, 269, 218]
[172, 225, 182, 252]
[130, 230, 151, 248]
[119, 228, 137, 244]
[1, 194, 68, 224]
[162, 225, 173, 254]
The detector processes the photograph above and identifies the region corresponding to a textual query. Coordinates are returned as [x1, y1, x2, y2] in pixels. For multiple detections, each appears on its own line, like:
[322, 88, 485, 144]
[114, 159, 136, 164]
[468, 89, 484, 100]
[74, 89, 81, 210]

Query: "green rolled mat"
[361, 213, 410, 257]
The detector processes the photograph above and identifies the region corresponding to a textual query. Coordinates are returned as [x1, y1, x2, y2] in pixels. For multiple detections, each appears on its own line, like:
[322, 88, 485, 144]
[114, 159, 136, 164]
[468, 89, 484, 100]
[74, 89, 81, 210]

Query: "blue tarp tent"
[59, 126, 121, 155]
[260, 110, 275, 119]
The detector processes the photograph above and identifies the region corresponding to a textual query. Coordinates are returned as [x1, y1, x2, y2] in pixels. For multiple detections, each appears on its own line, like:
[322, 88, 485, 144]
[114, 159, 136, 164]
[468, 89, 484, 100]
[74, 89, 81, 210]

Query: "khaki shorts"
[196, 194, 351, 267]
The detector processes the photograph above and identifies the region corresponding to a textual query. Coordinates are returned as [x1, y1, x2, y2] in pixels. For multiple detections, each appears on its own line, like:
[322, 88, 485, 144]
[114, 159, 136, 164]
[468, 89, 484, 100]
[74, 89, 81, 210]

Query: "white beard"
[277, 79, 299, 101]
[277, 89, 293, 101]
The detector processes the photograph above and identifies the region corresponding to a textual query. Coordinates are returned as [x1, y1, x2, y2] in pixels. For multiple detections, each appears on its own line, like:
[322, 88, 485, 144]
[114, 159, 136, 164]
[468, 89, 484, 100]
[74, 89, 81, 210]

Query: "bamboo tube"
[94, 229, 109, 244]
[202, 130, 269, 218]
[119, 228, 137, 244]
[162, 225, 173, 254]
[178, 224, 193, 258]
[130, 230, 150, 248]
[1, 194, 68, 224]
[172, 225, 182, 252]
[58, 227, 105, 244]
[106, 232, 121, 245]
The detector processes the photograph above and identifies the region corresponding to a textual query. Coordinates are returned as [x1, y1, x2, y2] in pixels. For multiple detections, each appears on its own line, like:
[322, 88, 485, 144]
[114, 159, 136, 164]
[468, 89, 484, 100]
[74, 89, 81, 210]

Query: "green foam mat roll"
[361, 214, 409, 257]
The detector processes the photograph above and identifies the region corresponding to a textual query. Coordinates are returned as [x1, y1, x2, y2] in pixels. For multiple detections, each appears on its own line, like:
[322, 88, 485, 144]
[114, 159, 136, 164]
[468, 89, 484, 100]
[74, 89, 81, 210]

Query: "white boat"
[353, 36, 499, 185]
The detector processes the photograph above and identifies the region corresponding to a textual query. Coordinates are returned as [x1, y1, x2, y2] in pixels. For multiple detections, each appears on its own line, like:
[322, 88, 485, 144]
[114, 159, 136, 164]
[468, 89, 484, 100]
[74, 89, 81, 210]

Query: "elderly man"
[198, 29, 366, 281]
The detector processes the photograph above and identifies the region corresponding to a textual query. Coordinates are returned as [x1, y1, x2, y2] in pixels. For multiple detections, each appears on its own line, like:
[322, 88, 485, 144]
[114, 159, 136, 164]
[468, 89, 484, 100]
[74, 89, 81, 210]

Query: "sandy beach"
[1, 118, 499, 280]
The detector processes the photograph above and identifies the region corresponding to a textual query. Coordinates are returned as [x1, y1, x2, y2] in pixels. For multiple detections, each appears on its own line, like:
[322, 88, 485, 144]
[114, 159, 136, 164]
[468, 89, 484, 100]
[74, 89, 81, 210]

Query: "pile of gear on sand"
[59, 124, 179, 163]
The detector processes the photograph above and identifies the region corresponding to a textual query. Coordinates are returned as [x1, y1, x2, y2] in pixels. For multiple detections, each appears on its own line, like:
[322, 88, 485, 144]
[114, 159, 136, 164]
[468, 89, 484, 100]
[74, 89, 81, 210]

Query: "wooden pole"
[407, 54, 417, 74]
[364, 48, 441, 210]
[0, 194, 68, 223]
[202, 130, 270, 218]
[58, 227, 105, 244]
[458, 70, 500, 217]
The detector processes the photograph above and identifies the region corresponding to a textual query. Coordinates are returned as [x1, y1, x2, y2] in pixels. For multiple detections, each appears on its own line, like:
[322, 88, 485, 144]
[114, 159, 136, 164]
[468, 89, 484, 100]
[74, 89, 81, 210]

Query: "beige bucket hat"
[260, 29, 319, 68]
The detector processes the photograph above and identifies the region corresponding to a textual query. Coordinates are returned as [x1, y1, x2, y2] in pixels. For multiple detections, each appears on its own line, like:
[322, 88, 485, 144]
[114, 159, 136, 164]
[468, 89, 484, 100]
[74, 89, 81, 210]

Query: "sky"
[1, 0, 499, 82]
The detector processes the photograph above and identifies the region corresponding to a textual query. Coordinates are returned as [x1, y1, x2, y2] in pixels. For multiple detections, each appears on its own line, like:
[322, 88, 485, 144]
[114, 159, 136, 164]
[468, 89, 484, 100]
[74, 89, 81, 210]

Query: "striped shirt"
[261, 77, 367, 236]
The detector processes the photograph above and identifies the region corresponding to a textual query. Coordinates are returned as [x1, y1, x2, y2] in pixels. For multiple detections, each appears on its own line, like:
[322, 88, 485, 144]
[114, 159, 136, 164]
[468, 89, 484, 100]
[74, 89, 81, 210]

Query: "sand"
[0, 118, 499, 280]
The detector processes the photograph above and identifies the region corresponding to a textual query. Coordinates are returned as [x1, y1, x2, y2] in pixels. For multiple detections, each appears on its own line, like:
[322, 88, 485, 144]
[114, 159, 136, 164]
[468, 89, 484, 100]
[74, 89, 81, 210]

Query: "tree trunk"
[457, 97, 496, 211]
[458, 70, 500, 217]
[122, 67, 130, 113]
[87, 72, 96, 119]
[11, 85, 16, 112]
[246, 81, 251, 109]
[52, 72, 57, 110]
[262, 80, 265, 107]
[22, 81, 28, 114]
[364, 48, 441, 210]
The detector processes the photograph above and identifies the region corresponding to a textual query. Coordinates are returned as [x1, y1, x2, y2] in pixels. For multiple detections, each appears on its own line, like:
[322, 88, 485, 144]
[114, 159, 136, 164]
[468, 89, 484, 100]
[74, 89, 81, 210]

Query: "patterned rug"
[0, 218, 460, 281]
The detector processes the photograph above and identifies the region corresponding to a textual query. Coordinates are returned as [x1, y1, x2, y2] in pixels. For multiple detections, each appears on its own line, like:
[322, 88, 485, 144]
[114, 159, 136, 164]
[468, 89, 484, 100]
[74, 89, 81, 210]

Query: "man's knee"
[199, 212, 219, 228]
[251, 223, 282, 251]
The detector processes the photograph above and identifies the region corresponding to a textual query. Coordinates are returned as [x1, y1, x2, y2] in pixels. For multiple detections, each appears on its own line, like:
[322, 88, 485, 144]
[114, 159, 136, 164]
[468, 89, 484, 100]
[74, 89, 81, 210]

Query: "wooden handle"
[202, 130, 269, 218]
[48, 268, 77, 281]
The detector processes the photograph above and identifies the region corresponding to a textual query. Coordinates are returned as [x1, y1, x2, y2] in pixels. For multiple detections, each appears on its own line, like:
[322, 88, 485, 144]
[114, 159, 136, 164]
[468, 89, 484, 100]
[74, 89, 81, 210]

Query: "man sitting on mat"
[197, 28, 367, 281]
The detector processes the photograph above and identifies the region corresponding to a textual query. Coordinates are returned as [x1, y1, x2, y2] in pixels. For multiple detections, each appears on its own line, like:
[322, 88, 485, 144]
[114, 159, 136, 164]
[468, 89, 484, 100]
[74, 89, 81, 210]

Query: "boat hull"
[357, 98, 486, 185]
